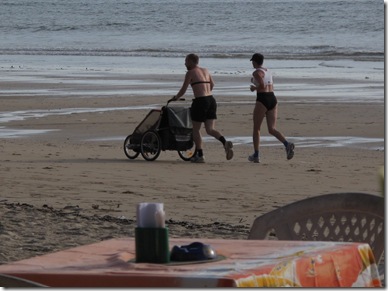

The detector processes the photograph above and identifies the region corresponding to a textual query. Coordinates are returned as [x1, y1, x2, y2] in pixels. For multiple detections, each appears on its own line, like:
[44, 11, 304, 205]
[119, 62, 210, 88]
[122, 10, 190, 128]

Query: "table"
[0, 238, 381, 287]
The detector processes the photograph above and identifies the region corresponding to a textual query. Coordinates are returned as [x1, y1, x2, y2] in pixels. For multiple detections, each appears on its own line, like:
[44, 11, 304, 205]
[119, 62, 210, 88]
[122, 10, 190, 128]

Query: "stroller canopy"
[164, 106, 192, 130]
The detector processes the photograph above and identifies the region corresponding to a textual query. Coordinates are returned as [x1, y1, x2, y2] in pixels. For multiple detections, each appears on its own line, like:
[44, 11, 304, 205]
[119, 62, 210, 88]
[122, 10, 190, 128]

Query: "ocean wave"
[32, 25, 78, 32]
[0, 47, 383, 62]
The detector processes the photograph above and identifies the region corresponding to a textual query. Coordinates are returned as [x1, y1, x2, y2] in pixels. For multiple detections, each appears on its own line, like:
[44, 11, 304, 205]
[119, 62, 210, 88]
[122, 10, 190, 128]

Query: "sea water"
[0, 0, 383, 60]
[0, 0, 384, 135]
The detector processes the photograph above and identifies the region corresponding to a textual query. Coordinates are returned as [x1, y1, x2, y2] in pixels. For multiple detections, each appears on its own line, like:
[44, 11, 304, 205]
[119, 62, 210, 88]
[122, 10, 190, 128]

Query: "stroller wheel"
[140, 130, 161, 161]
[124, 134, 140, 159]
[178, 147, 197, 161]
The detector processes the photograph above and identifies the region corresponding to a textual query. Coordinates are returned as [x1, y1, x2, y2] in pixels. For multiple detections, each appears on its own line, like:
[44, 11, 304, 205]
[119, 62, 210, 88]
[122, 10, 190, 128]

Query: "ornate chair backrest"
[248, 193, 384, 264]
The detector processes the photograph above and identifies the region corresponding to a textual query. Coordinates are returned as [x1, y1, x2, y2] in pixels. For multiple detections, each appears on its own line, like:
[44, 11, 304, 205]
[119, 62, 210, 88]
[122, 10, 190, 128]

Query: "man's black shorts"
[190, 95, 217, 122]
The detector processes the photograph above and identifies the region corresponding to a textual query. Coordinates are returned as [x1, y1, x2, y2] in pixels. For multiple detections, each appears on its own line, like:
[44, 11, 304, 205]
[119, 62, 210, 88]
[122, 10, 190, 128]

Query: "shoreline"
[0, 55, 384, 103]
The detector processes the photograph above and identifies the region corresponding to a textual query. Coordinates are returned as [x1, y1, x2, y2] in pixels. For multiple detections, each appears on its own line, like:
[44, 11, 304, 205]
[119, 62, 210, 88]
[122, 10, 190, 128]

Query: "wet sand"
[0, 72, 384, 264]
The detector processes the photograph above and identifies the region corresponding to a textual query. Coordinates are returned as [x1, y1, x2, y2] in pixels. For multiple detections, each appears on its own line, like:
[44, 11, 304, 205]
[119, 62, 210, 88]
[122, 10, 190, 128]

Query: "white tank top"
[252, 68, 273, 87]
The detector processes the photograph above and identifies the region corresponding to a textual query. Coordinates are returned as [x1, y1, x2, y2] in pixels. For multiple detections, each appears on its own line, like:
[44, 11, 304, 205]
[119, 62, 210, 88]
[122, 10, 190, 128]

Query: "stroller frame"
[124, 99, 196, 161]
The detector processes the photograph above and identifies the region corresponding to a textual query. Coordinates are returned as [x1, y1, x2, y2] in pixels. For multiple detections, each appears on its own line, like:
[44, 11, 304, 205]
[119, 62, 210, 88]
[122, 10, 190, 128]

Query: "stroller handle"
[167, 97, 185, 104]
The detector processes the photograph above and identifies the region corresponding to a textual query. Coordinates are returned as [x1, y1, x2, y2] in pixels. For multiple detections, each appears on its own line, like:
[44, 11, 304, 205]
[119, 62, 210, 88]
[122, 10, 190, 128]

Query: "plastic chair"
[0, 273, 46, 287]
[248, 192, 384, 282]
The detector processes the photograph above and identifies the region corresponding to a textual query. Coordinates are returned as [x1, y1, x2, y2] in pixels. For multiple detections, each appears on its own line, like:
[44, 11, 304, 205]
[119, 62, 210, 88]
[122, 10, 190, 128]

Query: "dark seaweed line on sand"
[0, 201, 249, 264]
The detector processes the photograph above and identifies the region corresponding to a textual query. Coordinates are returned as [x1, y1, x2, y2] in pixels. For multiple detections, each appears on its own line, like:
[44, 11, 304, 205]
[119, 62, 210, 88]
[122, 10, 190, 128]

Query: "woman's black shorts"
[256, 92, 278, 111]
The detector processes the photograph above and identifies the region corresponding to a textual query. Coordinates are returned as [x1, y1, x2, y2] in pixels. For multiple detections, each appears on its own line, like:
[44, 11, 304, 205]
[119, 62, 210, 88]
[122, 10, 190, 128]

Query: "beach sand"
[0, 73, 384, 265]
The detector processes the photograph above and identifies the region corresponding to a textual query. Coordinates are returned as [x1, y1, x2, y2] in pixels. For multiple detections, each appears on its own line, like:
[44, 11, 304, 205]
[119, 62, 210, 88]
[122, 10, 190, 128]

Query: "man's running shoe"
[248, 154, 260, 163]
[224, 141, 234, 160]
[286, 143, 295, 160]
[190, 155, 205, 163]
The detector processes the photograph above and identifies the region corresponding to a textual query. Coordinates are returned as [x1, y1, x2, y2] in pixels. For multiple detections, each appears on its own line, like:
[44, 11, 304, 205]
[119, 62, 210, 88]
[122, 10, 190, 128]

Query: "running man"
[173, 53, 233, 163]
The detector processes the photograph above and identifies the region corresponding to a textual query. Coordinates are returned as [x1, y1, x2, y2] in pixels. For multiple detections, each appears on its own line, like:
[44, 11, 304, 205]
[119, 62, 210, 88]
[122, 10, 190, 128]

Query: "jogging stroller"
[123, 98, 196, 161]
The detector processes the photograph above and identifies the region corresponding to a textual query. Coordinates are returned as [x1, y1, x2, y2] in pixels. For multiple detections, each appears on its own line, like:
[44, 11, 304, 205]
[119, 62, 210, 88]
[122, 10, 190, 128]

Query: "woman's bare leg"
[253, 102, 267, 151]
[266, 106, 286, 143]
[266, 106, 295, 160]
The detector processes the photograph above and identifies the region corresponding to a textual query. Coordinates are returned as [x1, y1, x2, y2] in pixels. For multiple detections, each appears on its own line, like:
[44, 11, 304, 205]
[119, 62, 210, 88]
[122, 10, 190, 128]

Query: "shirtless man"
[249, 53, 294, 163]
[173, 53, 233, 163]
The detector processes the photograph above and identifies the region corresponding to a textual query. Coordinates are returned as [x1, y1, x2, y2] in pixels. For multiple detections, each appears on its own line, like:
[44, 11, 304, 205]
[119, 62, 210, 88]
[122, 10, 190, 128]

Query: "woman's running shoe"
[286, 143, 295, 160]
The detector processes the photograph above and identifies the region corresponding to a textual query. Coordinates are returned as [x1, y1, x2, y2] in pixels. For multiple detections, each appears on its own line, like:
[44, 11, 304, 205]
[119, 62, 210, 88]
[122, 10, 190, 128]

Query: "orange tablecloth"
[0, 238, 381, 287]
